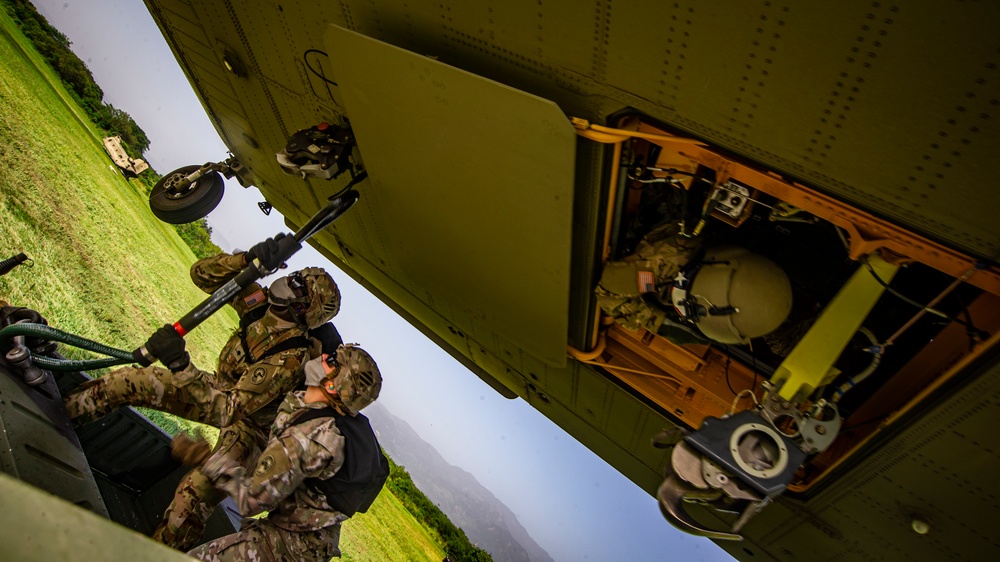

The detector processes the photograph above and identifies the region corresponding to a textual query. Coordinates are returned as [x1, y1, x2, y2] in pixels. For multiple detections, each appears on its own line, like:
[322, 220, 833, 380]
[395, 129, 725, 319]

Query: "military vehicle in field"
[102, 135, 149, 177]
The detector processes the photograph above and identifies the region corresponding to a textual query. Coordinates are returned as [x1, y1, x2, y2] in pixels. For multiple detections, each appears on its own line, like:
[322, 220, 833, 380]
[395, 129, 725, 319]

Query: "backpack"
[307, 323, 344, 355]
[291, 407, 389, 517]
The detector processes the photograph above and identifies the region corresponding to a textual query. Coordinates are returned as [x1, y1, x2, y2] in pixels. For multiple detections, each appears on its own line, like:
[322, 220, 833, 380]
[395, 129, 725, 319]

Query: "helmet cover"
[290, 267, 341, 329]
[330, 344, 382, 415]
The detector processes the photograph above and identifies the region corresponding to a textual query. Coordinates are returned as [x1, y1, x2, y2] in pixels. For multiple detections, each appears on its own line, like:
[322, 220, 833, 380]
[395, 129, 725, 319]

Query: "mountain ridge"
[367, 402, 554, 562]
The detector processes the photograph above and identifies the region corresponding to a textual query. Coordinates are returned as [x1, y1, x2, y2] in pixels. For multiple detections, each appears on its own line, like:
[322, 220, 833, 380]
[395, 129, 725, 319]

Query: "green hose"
[0, 323, 133, 372]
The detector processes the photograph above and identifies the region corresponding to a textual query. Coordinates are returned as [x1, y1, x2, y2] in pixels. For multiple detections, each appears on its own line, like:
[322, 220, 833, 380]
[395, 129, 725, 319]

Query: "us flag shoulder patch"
[244, 289, 266, 306]
[637, 270, 655, 293]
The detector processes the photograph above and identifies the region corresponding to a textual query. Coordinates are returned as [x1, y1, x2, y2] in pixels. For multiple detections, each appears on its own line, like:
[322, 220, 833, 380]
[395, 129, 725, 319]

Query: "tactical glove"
[246, 233, 300, 273]
[171, 433, 212, 467]
[145, 324, 190, 371]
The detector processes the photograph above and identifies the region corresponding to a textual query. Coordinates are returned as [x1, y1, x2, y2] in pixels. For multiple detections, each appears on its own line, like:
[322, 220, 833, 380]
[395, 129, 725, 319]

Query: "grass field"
[0, 11, 446, 562]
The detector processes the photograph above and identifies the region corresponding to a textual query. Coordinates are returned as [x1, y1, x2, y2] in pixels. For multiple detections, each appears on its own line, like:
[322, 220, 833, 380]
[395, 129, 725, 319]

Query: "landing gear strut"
[149, 156, 253, 224]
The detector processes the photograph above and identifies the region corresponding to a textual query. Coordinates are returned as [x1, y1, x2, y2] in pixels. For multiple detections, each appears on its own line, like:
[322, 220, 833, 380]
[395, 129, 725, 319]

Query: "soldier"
[595, 223, 793, 345]
[175, 346, 385, 562]
[595, 223, 703, 340]
[62, 235, 343, 550]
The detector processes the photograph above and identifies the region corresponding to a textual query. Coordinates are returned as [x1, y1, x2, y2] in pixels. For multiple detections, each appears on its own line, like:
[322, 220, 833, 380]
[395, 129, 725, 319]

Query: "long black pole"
[132, 190, 360, 366]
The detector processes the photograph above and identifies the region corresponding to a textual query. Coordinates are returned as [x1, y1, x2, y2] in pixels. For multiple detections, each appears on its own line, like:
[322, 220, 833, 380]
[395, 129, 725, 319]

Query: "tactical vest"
[290, 407, 389, 517]
[217, 284, 309, 374]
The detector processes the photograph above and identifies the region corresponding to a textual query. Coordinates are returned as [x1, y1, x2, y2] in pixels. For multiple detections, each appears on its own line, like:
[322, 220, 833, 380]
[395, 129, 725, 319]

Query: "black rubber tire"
[149, 165, 225, 224]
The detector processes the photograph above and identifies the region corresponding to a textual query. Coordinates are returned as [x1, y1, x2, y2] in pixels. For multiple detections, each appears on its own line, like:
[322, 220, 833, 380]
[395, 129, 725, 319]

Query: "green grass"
[341, 487, 449, 561]
[0, 10, 229, 386]
[0, 12, 446, 562]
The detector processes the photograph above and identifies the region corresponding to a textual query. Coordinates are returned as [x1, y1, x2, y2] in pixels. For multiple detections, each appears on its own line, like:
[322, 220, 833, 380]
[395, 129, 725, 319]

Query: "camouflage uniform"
[595, 223, 701, 332]
[62, 252, 319, 550]
[64, 253, 312, 427]
[188, 392, 349, 562]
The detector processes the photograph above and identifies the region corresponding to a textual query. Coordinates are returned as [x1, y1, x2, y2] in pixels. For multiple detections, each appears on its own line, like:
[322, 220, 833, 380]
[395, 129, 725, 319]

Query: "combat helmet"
[329, 344, 382, 415]
[680, 246, 792, 344]
[269, 267, 341, 328]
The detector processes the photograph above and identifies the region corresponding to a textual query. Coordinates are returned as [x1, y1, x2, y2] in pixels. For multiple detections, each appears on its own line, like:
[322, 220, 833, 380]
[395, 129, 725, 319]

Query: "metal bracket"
[686, 411, 807, 498]
[275, 122, 358, 180]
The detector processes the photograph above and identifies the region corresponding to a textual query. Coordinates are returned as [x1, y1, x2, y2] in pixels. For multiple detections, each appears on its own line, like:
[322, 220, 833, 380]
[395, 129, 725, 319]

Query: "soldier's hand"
[246, 233, 300, 273]
[145, 324, 189, 371]
[171, 433, 212, 467]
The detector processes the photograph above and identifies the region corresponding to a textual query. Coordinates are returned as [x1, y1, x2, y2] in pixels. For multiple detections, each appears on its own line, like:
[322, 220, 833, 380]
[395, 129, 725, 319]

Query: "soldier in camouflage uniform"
[595, 223, 703, 337]
[62, 236, 343, 550]
[176, 345, 383, 562]
[595, 223, 794, 345]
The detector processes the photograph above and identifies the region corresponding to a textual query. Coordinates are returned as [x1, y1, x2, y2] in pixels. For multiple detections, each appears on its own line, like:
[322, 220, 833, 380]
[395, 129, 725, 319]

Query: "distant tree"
[173, 219, 222, 259]
[102, 104, 150, 155]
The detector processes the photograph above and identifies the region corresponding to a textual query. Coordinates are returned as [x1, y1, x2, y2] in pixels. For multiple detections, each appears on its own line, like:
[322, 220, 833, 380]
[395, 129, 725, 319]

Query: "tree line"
[2, 0, 149, 157]
[385, 455, 494, 562]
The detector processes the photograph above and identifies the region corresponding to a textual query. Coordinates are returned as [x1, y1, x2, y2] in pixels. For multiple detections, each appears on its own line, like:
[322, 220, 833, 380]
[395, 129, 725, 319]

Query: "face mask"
[304, 355, 330, 387]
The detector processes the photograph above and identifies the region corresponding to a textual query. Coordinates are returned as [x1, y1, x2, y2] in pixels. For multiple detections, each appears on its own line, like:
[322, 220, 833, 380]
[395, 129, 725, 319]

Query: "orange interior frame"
[575, 117, 1000, 490]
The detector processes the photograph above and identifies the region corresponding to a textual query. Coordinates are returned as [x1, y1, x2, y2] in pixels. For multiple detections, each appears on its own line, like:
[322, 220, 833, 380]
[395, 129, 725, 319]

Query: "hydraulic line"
[883, 265, 982, 347]
[0, 323, 133, 371]
[831, 327, 882, 404]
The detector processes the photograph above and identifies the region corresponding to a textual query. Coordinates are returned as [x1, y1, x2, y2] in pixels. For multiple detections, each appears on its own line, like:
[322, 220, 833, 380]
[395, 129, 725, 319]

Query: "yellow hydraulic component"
[770, 254, 899, 402]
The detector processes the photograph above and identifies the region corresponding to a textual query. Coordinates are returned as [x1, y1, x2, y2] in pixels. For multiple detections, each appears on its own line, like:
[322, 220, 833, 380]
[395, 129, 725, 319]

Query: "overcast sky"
[28, 1, 734, 561]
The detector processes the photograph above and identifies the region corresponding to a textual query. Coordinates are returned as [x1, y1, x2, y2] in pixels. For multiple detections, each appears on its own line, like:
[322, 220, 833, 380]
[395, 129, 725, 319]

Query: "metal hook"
[657, 472, 743, 541]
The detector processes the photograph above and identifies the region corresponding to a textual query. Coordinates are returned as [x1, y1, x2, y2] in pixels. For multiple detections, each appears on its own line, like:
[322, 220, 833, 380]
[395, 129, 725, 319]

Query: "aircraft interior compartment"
[575, 113, 1000, 497]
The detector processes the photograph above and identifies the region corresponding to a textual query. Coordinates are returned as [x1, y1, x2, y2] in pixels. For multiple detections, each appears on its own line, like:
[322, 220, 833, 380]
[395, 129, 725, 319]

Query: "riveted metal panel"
[325, 24, 577, 367]
[599, 1, 1000, 258]
[0, 371, 107, 517]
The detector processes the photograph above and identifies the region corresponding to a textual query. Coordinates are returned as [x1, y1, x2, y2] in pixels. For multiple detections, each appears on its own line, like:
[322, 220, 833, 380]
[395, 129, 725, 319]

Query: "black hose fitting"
[5, 344, 46, 386]
[0, 253, 30, 276]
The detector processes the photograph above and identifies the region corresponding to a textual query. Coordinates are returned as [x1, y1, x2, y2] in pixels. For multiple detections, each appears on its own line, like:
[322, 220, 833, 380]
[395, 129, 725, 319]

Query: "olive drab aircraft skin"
[136, 1, 1000, 559]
